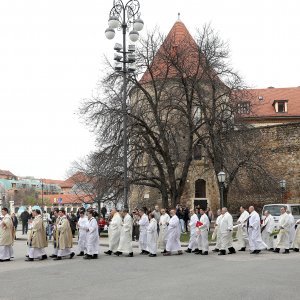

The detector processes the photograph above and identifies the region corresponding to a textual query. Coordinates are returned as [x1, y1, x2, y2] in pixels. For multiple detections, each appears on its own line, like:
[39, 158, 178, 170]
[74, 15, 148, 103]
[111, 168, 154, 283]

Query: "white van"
[262, 203, 300, 228]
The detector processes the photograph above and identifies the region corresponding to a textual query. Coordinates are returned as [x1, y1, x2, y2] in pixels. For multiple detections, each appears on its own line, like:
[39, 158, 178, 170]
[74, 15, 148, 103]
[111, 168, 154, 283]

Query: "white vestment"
[248, 211, 267, 251]
[261, 214, 275, 249]
[212, 215, 222, 249]
[0, 215, 14, 260]
[77, 216, 89, 252]
[108, 213, 122, 252]
[139, 214, 149, 251]
[219, 212, 233, 250]
[288, 214, 295, 247]
[276, 212, 290, 249]
[292, 220, 300, 249]
[118, 214, 133, 253]
[157, 214, 170, 250]
[165, 215, 181, 252]
[147, 219, 158, 254]
[236, 210, 249, 248]
[85, 217, 99, 255]
[188, 213, 199, 250]
[197, 213, 209, 252]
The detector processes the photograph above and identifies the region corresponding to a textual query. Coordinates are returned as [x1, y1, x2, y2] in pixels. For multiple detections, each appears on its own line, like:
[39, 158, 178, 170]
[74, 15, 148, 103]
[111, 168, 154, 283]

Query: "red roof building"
[240, 87, 300, 126]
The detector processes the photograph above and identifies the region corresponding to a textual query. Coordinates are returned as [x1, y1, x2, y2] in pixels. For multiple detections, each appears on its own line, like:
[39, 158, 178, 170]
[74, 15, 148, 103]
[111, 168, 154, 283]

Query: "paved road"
[0, 241, 299, 300]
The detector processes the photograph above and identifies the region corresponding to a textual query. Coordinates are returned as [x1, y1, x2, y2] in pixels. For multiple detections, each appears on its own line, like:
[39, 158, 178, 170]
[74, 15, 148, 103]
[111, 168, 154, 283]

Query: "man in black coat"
[20, 209, 30, 235]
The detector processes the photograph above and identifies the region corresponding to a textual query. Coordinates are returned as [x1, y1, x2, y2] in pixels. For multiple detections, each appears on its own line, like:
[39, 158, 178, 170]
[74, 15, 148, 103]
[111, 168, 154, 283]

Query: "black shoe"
[273, 248, 280, 253]
[25, 255, 29, 258]
[127, 252, 134, 257]
[195, 250, 202, 255]
[77, 252, 84, 256]
[104, 250, 112, 256]
[212, 248, 219, 253]
[250, 251, 256, 254]
[40, 255, 48, 260]
[113, 251, 122, 256]
[268, 248, 274, 251]
[161, 250, 167, 254]
[0, 259, 11, 262]
[92, 254, 98, 259]
[83, 254, 92, 260]
[228, 247, 236, 254]
[70, 252, 75, 259]
[53, 256, 62, 260]
[283, 249, 289, 254]
[25, 257, 34, 262]
[256, 250, 261, 254]
[201, 251, 208, 255]
[218, 250, 226, 255]
[149, 254, 157, 257]
[238, 247, 246, 251]
[49, 254, 57, 258]
[185, 248, 192, 253]
[192, 248, 199, 253]
[294, 248, 299, 252]
[141, 251, 149, 255]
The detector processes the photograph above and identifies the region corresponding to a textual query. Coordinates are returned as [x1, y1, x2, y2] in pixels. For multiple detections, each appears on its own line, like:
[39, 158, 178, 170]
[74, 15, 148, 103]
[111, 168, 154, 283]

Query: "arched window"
[195, 179, 206, 198]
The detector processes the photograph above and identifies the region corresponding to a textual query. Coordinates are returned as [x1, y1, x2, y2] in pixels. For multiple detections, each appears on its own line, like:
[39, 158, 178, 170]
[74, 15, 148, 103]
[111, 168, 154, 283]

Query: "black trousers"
[22, 222, 28, 234]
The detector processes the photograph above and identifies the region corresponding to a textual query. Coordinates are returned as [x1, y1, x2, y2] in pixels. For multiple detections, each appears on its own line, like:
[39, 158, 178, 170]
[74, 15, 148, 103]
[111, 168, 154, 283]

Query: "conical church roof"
[140, 20, 200, 83]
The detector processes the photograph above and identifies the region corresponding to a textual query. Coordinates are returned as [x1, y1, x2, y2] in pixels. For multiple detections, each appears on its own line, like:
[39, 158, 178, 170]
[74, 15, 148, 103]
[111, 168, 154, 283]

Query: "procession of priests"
[1, 204, 300, 262]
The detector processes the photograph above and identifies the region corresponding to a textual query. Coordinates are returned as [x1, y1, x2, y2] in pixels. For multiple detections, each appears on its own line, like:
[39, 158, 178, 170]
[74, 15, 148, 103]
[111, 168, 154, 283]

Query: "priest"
[273, 207, 291, 254]
[261, 210, 275, 251]
[218, 207, 235, 255]
[0, 208, 14, 262]
[77, 209, 88, 256]
[116, 209, 133, 257]
[104, 208, 122, 255]
[82, 209, 99, 259]
[147, 213, 158, 257]
[26, 209, 48, 261]
[292, 219, 300, 252]
[236, 206, 249, 251]
[185, 208, 199, 253]
[195, 208, 210, 255]
[163, 209, 182, 256]
[54, 208, 75, 260]
[157, 209, 170, 253]
[287, 210, 295, 249]
[212, 209, 222, 252]
[248, 206, 267, 254]
[138, 208, 149, 255]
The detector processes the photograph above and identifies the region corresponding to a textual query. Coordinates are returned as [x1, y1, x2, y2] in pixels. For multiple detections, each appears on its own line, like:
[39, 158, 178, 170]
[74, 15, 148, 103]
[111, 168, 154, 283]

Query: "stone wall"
[129, 122, 300, 214]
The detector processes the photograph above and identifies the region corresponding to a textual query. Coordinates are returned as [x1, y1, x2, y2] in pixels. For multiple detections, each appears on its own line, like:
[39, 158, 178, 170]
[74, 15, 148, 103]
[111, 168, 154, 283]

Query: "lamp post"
[217, 171, 226, 208]
[41, 179, 44, 210]
[105, 0, 144, 209]
[279, 179, 286, 202]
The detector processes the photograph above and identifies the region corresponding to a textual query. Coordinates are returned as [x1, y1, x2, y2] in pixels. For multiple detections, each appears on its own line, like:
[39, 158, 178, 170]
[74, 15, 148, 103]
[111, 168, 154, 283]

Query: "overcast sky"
[0, 0, 299, 180]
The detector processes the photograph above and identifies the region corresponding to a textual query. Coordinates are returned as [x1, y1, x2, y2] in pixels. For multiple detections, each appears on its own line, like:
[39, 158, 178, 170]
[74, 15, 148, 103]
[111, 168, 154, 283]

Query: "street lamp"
[40, 179, 44, 211]
[279, 179, 286, 202]
[105, 0, 144, 209]
[217, 171, 226, 208]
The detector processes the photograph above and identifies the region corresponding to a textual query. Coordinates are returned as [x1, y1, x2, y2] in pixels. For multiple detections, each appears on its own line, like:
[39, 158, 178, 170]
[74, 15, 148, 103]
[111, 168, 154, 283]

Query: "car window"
[263, 205, 286, 216]
[291, 206, 300, 215]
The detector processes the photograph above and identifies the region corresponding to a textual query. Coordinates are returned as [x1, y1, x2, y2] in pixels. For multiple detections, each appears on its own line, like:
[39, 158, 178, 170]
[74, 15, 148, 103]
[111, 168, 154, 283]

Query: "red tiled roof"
[40, 194, 94, 205]
[246, 87, 300, 118]
[0, 169, 17, 177]
[42, 179, 65, 185]
[140, 20, 200, 83]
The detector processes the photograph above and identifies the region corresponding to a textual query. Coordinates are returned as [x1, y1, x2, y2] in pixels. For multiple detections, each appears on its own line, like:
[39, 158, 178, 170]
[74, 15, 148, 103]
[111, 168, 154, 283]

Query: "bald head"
[221, 207, 227, 214]
[249, 206, 254, 213]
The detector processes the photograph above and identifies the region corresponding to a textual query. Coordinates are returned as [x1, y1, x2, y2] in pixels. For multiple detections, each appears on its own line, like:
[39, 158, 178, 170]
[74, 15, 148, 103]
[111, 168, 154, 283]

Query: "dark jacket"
[20, 211, 30, 223]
